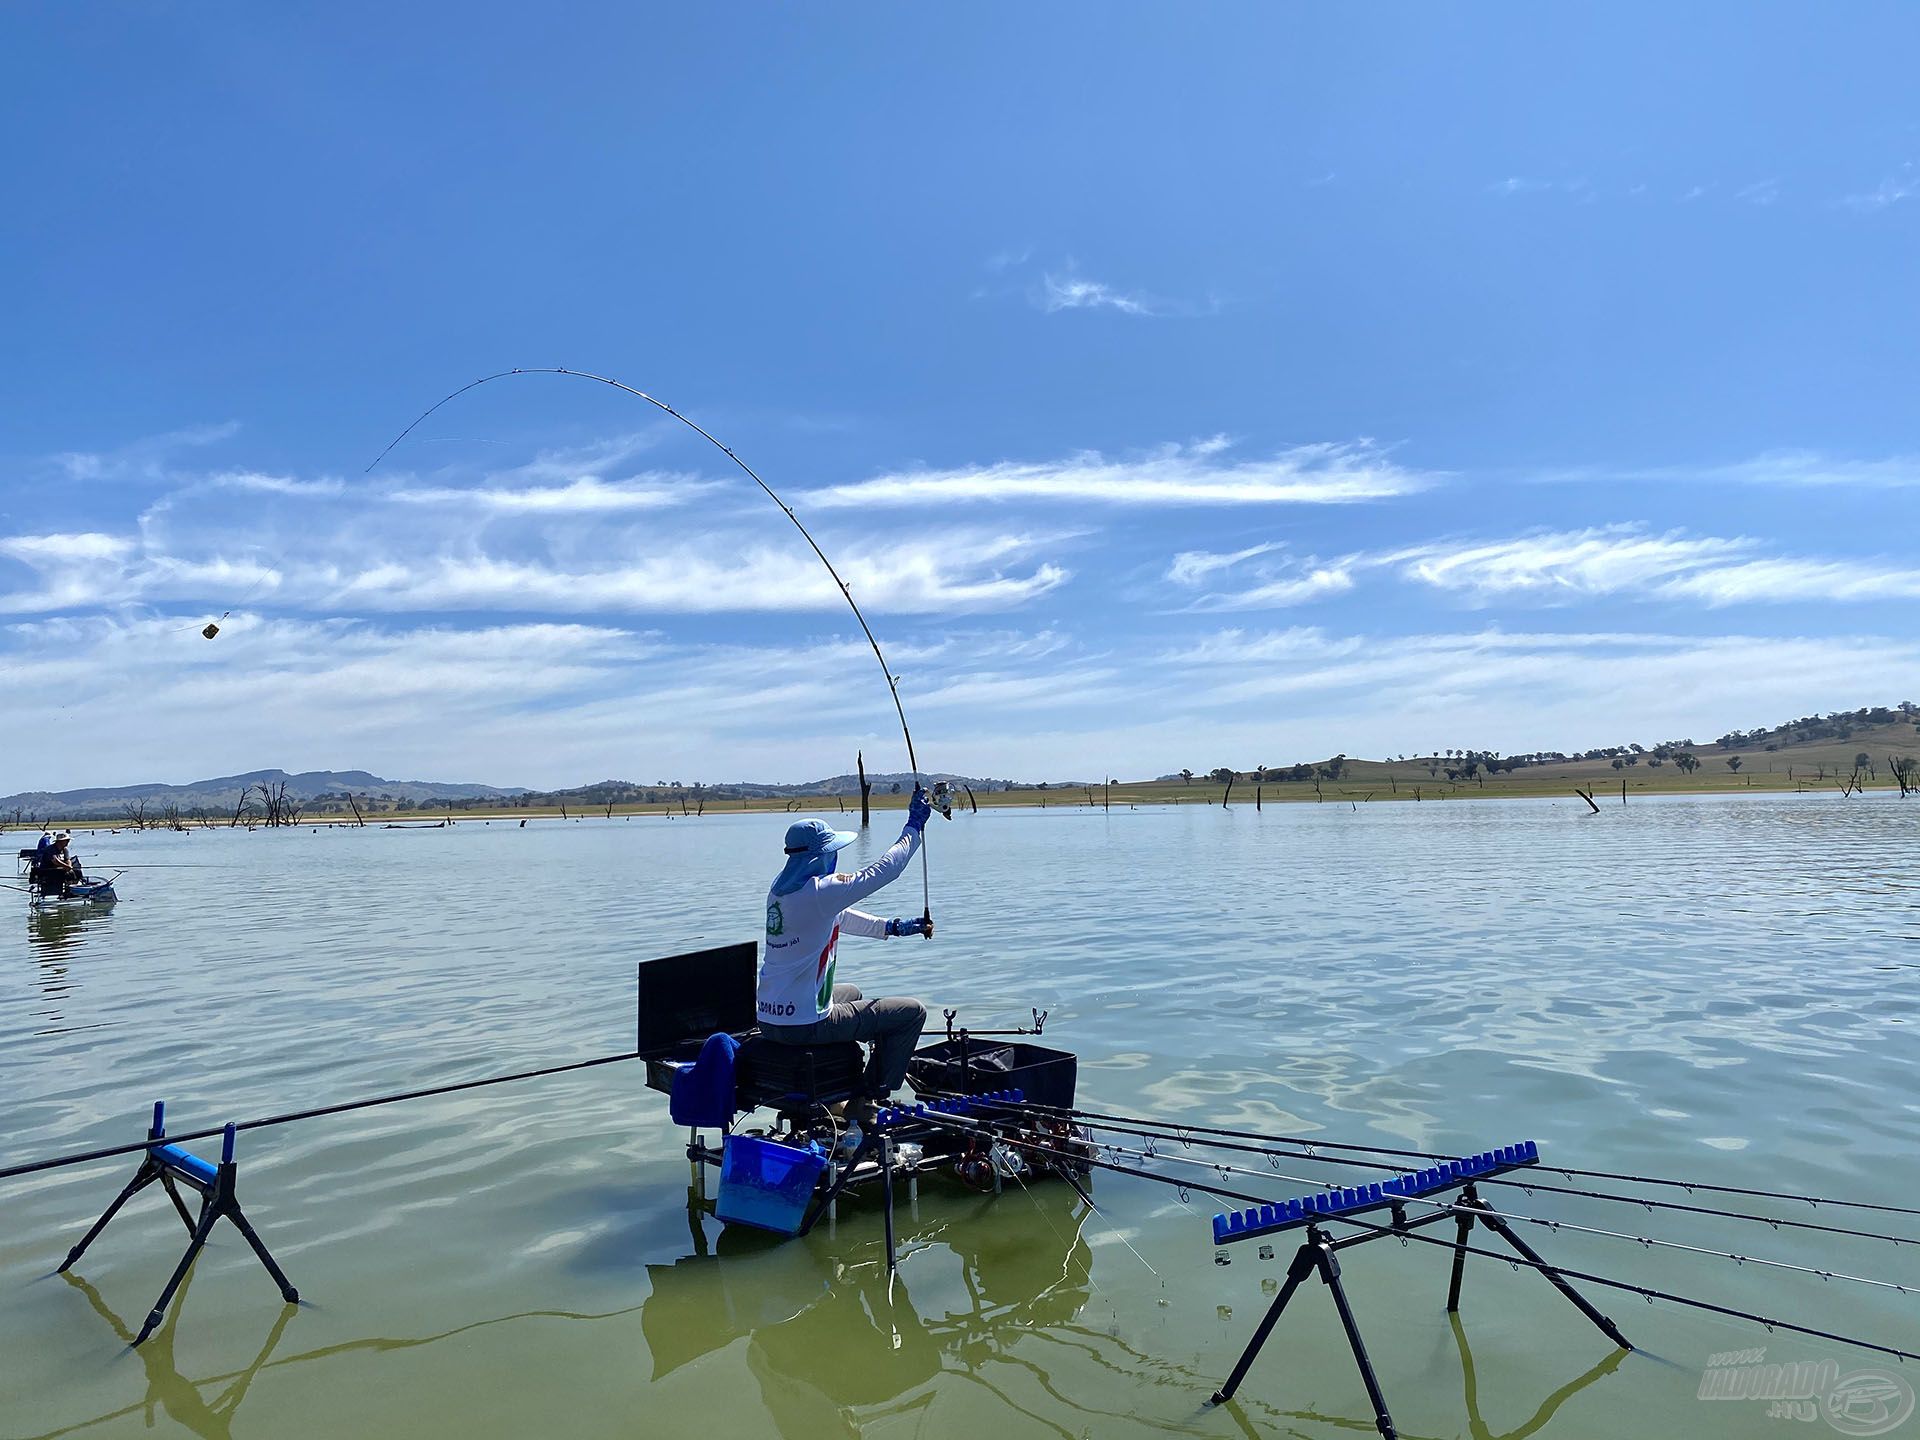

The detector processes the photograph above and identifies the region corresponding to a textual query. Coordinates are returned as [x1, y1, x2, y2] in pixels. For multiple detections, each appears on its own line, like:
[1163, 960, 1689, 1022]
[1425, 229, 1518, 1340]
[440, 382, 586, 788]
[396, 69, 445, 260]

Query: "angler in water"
[760, 786, 933, 1111]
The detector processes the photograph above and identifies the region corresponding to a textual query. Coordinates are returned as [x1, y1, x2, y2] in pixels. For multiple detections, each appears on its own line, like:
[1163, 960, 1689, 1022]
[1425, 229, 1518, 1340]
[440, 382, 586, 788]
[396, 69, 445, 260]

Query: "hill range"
[5, 703, 1916, 822]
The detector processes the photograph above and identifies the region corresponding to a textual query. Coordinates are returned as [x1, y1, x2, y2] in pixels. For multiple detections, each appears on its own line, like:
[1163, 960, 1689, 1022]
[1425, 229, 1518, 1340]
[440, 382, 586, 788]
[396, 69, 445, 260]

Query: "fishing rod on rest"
[911, 1108, 1920, 1366]
[966, 1118, 1918, 1300]
[972, 1095, 1920, 1222]
[941, 1094, 1920, 1249]
[366, 367, 940, 931]
[0, 1051, 643, 1184]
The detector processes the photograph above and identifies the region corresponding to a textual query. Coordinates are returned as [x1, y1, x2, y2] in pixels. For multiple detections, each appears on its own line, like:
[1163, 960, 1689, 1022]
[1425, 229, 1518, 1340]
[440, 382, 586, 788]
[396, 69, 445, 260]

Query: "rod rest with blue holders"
[873, 1088, 1026, 1130]
[1212, 1141, 1539, 1246]
[58, 1101, 300, 1344]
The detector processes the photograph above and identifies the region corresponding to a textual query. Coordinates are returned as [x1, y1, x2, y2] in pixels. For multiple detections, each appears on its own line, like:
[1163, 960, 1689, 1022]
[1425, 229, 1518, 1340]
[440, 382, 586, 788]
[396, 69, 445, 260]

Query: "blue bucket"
[715, 1135, 829, 1235]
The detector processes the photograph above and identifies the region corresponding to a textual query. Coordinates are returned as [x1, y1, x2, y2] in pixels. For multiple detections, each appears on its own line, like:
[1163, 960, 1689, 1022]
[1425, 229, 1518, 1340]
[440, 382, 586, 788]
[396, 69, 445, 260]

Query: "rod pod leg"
[1211, 1239, 1318, 1404]
[59, 1164, 158, 1273]
[137, 1208, 217, 1345]
[1320, 1246, 1398, 1440]
[1446, 1188, 1478, 1312]
[226, 1206, 299, 1304]
[1475, 1206, 1631, 1352]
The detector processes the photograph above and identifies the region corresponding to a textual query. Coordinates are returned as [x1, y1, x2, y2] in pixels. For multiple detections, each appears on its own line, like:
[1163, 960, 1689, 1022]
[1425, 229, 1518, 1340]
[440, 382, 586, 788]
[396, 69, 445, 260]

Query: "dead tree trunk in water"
[1221, 776, 1233, 809]
[963, 784, 977, 814]
[1255, 786, 1262, 812]
[1575, 788, 1600, 814]
[346, 793, 366, 827]
[857, 751, 872, 829]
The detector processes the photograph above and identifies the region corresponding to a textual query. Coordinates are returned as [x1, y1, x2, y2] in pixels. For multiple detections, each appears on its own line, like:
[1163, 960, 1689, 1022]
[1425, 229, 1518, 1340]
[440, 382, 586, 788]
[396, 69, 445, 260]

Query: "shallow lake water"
[3, 793, 1917, 1439]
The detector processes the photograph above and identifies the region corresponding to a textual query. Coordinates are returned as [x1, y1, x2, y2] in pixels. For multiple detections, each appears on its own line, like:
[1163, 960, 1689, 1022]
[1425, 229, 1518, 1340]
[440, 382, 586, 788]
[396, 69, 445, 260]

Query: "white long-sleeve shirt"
[759, 828, 921, 1025]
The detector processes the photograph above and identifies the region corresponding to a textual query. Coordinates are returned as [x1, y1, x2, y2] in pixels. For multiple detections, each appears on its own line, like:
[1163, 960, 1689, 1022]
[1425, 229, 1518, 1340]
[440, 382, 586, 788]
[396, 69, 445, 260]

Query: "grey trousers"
[764, 984, 927, 1098]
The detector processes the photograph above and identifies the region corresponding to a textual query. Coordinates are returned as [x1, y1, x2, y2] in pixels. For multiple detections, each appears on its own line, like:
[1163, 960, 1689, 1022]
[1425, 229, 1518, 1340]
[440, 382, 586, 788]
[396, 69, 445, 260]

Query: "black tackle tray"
[907, 1039, 1077, 1112]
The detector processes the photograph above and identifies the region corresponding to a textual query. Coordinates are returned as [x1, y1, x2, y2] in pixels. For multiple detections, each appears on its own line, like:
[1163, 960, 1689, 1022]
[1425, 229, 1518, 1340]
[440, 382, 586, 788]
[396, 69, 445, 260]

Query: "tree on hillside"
[1179, 768, 1194, 787]
[1726, 755, 1743, 772]
[1854, 751, 1873, 778]
[1675, 753, 1699, 773]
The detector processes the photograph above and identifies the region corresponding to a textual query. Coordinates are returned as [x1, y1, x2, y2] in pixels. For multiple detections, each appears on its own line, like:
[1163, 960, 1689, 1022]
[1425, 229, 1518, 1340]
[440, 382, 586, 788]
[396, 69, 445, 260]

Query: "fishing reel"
[955, 1135, 1030, 1191]
[1025, 1118, 1095, 1181]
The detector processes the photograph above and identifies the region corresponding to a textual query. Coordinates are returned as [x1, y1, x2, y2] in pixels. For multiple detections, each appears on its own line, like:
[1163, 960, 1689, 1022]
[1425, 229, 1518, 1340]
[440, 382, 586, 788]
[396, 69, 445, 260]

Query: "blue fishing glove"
[886, 917, 932, 938]
[904, 785, 933, 834]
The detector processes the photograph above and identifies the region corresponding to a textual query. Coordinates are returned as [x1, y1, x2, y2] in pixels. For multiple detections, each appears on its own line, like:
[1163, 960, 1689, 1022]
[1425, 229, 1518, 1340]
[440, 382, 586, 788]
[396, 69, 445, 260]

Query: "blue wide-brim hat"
[773, 819, 858, 895]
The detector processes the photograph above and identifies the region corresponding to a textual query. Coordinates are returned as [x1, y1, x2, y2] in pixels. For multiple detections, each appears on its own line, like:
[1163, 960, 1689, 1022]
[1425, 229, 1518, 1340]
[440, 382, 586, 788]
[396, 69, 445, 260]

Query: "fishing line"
[931, 1098, 1919, 1297]
[912, 1110, 1920, 1365]
[985, 1126, 1916, 1300]
[366, 367, 933, 927]
[1007, 1108, 1920, 1250]
[984, 1099, 1920, 1221]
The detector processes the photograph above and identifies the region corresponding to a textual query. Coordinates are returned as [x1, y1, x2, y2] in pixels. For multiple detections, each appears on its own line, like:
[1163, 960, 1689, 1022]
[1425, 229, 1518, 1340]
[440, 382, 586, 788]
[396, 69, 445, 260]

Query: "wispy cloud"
[0, 532, 136, 564]
[53, 422, 242, 483]
[1660, 558, 1920, 605]
[0, 523, 1068, 617]
[1578, 450, 1920, 489]
[327, 536, 1067, 615]
[206, 471, 346, 498]
[1039, 271, 1160, 316]
[1487, 176, 1596, 203]
[806, 438, 1432, 509]
[1153, 626, 1920, 758]
[1735, 177, 1781, 207]
[1167, 525, 1920, 611]
[1392, 528, 1752, 600]
[1165, 543, 1356, 610]
[1166, 542, 1287, 587]
[388, 476, 701, 513]
[1388, 526, 1920, 607]
[1842, 166, 1916, 213]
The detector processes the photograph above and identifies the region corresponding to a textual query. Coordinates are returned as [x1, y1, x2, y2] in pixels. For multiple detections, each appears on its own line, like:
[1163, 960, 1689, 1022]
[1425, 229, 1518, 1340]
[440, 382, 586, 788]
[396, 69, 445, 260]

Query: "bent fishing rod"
[366, 367, 935, 930]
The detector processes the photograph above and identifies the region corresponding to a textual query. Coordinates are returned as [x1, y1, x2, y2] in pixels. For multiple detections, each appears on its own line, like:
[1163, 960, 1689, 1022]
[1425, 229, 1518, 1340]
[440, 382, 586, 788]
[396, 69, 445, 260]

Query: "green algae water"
[3, 794, 1917, 1439]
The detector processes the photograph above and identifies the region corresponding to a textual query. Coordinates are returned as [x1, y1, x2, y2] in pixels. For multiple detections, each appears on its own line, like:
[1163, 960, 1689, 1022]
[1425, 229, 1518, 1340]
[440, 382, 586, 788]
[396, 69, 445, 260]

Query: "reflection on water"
[4, 796, 1915, 1438]
[649, 1184, 1098, 1436]
[1452, 1314, 1627, 1440]
[24, 902, 115, 1035]
[34, 1181, 1631, 1440]
[30, 1271, 299, 1440]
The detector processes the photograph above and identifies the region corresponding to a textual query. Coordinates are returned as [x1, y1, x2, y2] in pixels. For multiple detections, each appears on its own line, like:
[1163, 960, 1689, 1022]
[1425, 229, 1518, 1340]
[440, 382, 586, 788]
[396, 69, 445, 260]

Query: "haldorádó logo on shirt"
[766, 900, 785, 937]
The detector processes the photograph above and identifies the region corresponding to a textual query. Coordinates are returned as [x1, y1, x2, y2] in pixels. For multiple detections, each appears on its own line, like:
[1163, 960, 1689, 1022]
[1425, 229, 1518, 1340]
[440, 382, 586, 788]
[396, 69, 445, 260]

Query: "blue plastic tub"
[714, 1135, 829, 1235]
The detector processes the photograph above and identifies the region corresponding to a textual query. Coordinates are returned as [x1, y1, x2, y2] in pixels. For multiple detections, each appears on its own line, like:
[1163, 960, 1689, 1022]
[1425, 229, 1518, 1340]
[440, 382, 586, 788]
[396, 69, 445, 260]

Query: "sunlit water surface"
[3, 794, 1917, 1439]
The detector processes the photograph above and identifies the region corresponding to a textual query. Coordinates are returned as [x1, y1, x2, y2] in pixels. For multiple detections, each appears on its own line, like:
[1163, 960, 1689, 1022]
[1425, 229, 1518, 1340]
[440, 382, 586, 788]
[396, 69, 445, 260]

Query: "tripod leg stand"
[1211, 1229, 1400, 1439]
[60, 1162, 159, 1274]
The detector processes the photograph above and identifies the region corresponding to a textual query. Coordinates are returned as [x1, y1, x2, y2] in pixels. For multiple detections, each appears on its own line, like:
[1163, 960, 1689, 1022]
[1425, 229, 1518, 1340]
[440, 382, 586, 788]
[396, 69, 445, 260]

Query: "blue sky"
[5, 4, 1920, 790]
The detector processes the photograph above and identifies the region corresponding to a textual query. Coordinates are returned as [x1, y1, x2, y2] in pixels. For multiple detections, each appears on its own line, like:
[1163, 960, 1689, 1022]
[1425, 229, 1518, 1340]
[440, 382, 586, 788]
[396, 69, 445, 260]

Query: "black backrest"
[636, 942, 758, 1056]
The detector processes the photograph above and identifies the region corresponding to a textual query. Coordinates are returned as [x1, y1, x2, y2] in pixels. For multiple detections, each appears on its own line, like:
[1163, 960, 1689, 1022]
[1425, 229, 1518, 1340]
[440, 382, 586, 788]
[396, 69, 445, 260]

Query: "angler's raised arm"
[820, 827, 921, 908]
